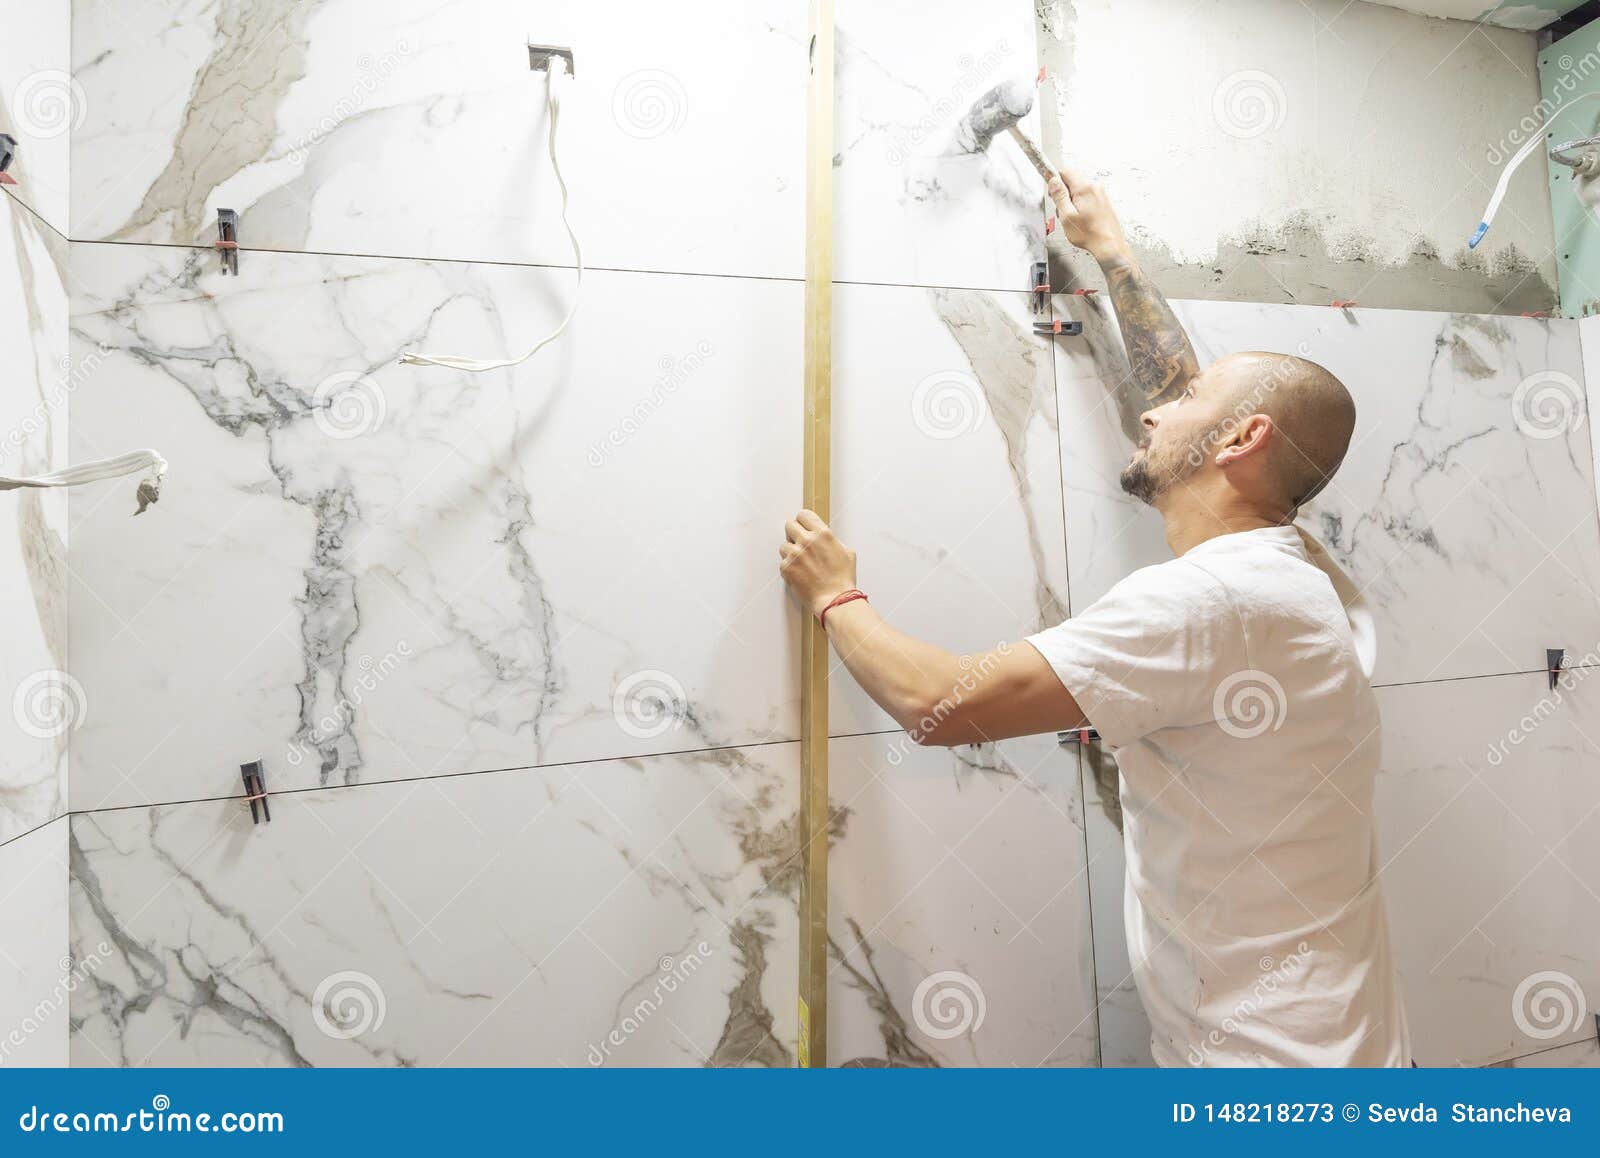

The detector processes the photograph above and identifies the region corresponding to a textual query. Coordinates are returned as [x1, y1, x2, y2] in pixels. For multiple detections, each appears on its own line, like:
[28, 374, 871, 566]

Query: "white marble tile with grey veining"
[1053, 298, 1600, 686]
[832, 0, 1047, 291]
[830, 283, 1069, 736]
[70, 742, 797, 1067]
[67, 244, 801, 810]
[67, 243, 1069, 811]
[68, 0, 1044, 291]
[0, 190, 69, 843]
[825, 732, 1097, 1067]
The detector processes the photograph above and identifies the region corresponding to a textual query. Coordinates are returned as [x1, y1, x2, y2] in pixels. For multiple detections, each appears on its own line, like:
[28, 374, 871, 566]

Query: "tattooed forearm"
[1099, 255, 1200, 407]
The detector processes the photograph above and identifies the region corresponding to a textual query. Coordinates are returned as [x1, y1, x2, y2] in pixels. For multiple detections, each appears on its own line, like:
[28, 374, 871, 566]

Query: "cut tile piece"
[830, 283, 1068, 736]
[826, 732, 1096, 1067]
[70, 743, 797, 1067]
[0, 191, 69, 843]
[0, 818, 69, 1067]
[1054, 300, 1600, 686]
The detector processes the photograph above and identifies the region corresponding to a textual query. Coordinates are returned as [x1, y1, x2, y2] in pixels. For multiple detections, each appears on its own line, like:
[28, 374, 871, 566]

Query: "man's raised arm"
[1048, 169, 1199, 407]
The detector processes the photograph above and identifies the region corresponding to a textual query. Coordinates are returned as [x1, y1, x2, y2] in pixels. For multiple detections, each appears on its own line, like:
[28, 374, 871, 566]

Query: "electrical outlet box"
[528, 44, 574, 76]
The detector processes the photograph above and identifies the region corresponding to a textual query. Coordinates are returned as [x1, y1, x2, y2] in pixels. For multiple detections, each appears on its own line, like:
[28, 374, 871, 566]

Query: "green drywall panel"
[1541, 20, 1600, 317]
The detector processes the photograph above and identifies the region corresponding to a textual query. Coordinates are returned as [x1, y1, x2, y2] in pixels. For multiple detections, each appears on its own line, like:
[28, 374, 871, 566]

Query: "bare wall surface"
[1036, 0, 1559, 314]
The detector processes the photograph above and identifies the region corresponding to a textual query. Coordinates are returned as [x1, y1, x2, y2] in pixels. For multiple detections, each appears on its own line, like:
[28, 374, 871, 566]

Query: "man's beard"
[1119, 439, 1198, 506]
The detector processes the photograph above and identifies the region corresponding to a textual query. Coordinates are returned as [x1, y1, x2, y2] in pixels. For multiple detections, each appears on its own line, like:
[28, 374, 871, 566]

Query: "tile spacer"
[1331, 299, 1359, 309]
[1548, 647, 1565, 691]
[1521, 311, 1553, 319]
[216, 208, 239, 276]
[1070, 287, 1099, 296]
[1036, 66, 1048, 84]
[0, 133, 17, 185]
[1033, 317, 1083, 337]
[1031, 260, 1049, 313]
[1045, 216, 1056, 236]
[240, 758, 271, 824]
[1057, 726, 1101, 745]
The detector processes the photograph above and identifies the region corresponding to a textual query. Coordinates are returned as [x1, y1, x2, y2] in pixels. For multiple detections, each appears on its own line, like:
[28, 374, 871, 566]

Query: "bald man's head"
[1119, 350, 1356, 514]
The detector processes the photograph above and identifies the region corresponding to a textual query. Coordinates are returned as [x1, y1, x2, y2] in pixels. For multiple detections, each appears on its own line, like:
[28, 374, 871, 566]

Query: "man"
[778, 169, 1410, 1067]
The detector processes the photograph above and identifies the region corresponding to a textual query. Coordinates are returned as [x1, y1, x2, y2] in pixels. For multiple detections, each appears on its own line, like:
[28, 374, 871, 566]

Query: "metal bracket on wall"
[527, 44, 575, 75]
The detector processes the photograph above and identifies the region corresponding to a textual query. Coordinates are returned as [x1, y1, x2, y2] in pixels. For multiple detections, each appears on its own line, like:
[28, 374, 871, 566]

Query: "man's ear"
[1214, 413, 1272, 467]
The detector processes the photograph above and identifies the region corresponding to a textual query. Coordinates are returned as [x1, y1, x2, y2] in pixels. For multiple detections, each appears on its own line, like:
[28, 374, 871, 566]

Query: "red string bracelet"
[818, 588, 868, 629]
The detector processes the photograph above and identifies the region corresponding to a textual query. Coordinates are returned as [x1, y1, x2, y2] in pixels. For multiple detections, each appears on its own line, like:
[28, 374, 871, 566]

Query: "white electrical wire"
[400, 58, 582, 372]
[1471, 92, 1600, 249]
[0, 449, 166, 491]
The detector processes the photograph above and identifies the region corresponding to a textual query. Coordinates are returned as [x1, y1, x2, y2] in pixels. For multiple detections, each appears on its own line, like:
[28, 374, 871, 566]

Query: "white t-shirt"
[1027, 524, 1410, 1067]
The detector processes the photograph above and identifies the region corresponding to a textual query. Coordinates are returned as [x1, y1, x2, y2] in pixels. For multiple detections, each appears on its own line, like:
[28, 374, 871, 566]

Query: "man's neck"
[1157, 490, 1288, 556]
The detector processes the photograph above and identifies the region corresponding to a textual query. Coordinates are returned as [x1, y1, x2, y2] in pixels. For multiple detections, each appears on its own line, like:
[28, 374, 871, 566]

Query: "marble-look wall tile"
[826, 732, 1096, 1067]
[0, 2, 71, 236]
[1054, 299, 1600, 686]
[68, 0, 1042, 291]
[830, 283, 1068, 736]
[833, 0, 1046, 291]
[0, 818, 70, 1067]
[1375, 671, 1600, 1067]
[70, 743, 797, 1067]
[67, 244, 1071, 812]
[68, 246, 802, 810]
[0, 188, 69, 843]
